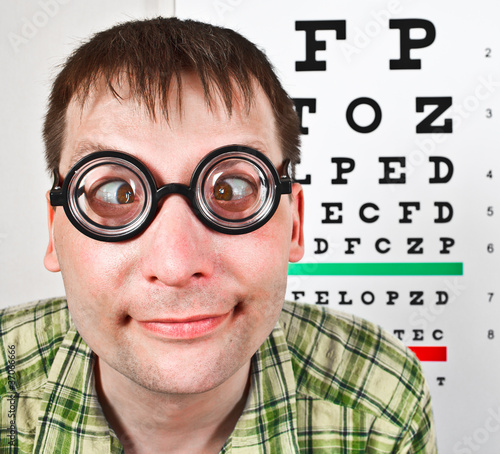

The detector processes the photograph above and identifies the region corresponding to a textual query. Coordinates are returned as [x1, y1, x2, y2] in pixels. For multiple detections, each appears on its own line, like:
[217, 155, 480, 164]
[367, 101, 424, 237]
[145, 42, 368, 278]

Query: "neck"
[95, 358, 251, 454]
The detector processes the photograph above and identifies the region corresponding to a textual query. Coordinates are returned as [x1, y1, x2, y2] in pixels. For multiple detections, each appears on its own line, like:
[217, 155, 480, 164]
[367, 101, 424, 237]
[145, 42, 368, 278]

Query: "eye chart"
[178, 1, 500, 451]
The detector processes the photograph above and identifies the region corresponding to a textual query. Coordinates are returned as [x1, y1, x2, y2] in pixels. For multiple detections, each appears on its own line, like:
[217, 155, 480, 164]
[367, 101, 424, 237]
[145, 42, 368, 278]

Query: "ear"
[288, 183, 305, 263]
[44, 192, 61, 272]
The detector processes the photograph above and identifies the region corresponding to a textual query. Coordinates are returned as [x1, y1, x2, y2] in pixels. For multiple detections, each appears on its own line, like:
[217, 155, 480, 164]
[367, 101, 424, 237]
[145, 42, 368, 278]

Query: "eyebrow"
[239, 140, 267, 154]
[242, 140, 283, 168]
[68, 141, 122, 169]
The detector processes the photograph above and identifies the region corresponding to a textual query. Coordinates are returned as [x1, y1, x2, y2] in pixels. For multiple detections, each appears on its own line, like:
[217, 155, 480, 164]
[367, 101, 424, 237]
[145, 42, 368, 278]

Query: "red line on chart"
[409, 346, 447, 362]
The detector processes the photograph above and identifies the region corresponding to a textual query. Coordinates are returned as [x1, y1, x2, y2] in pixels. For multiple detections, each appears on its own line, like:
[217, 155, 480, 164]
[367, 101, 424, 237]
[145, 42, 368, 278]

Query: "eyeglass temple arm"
[49, 170, 64, 206]
[279, 159, 293, 195]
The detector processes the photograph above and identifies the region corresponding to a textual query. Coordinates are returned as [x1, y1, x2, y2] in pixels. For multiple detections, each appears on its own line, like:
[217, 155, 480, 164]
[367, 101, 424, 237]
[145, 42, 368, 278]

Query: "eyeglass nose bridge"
[154, 183, 204, 222]
[156, 183, 193, 202]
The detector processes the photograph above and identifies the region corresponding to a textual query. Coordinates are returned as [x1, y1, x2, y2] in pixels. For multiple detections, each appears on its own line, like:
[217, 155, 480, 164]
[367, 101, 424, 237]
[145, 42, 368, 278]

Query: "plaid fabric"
[0, 299, 437, 453]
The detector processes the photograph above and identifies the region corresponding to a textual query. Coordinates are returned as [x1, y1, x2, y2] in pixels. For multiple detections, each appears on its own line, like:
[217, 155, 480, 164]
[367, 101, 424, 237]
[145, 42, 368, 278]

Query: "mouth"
[136, 309, 234, 340]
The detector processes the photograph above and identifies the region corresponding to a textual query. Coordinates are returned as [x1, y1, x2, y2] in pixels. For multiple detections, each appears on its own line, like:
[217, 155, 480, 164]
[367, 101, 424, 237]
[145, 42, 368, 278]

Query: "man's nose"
[138, 196, 216, 287]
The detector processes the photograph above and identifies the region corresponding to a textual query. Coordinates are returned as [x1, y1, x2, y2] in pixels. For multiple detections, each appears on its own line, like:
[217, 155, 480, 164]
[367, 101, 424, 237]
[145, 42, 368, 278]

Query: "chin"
[111, 349, 244, 396]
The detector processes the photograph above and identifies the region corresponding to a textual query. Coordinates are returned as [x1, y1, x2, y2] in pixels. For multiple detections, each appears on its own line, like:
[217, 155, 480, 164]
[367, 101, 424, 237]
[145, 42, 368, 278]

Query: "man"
[0, 17, 437, 453]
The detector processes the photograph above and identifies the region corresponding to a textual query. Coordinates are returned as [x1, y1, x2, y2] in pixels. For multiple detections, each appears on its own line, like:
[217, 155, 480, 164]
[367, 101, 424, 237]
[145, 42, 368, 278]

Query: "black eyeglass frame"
[50, 145, 293, 242]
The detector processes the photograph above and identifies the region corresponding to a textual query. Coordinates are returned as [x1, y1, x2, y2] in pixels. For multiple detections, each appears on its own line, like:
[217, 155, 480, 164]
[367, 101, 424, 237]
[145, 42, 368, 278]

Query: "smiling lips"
[137, 310, 233, 340]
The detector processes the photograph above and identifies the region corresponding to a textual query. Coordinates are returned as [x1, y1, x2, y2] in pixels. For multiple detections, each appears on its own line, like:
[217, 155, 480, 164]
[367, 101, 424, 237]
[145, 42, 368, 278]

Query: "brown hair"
[43, 17, 301, 174]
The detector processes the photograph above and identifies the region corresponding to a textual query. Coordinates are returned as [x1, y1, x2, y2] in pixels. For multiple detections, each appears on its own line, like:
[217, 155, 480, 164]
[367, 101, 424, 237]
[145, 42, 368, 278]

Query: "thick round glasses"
[50, 145, 293, 242]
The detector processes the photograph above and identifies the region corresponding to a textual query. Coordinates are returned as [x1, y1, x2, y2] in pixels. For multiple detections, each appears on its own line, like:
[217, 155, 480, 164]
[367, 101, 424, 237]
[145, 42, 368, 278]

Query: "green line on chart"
[288, 262, 463, 276]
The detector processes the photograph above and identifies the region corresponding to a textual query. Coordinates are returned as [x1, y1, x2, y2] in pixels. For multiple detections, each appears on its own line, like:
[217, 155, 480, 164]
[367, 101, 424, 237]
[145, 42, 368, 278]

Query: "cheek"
[253, 210, 293, 271]
[53, 214, 132, 309]
[54, 221, 131, 350]
[222, 215, 292, 301]
[227, 234, 287, 274]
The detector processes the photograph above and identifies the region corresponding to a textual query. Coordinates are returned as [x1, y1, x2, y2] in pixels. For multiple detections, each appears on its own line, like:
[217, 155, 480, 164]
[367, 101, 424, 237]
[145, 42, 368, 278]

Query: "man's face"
[44, 74, 304, 394]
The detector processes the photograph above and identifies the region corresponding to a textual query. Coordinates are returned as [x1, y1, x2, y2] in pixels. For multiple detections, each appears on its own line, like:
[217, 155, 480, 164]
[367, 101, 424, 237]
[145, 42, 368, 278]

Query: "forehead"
[61, 75, 280, 173]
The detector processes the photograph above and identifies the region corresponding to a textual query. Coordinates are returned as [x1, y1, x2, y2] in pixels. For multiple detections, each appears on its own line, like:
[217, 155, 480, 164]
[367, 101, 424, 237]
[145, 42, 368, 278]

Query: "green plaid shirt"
[1, 298, 436, 453]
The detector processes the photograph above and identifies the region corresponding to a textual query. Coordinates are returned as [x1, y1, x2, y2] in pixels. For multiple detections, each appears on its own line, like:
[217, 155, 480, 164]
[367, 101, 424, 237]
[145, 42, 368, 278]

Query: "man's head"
[43, 17, 304, 395]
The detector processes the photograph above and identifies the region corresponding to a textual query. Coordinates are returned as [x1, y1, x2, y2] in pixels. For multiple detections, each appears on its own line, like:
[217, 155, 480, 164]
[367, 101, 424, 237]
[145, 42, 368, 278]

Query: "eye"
[200, 157, 269, 222]
[71, 159, 150, 230]
[213, 177, 254, 202]
[94, 180, 135, 204]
